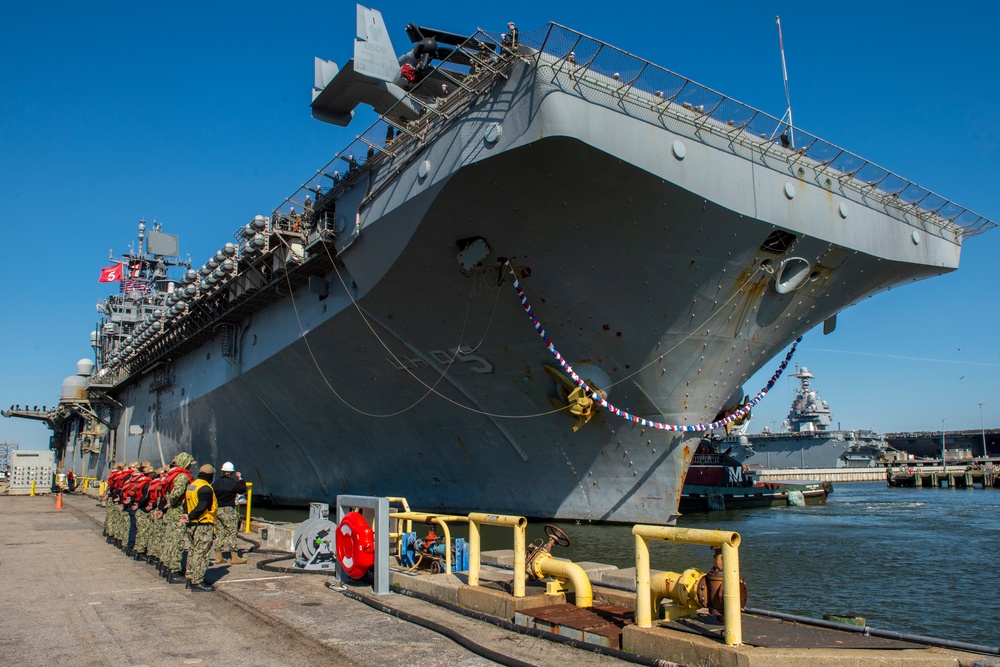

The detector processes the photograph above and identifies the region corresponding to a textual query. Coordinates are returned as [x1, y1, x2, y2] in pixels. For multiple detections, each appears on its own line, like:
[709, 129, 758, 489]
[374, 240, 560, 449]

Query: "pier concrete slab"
[457, 581, 566, 620]
[6, 493, 632, 667]
[623, 623, 977, 667]
[20, 492, 993, 667]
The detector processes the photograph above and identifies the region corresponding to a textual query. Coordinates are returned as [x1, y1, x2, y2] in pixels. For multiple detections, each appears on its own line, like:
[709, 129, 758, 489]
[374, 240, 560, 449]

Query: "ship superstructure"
[7, 7, 993, 523]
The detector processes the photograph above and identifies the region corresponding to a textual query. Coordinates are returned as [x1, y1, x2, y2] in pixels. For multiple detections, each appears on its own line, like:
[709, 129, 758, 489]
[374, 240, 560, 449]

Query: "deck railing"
[525, 22, 994, 237]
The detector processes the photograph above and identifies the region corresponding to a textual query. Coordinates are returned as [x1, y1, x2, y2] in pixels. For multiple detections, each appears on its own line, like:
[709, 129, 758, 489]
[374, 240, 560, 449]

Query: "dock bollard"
[30, 481, 36, 497]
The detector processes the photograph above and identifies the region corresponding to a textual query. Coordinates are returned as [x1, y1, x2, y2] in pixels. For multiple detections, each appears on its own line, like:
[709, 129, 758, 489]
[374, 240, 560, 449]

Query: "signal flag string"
[506, 262, 802, 432]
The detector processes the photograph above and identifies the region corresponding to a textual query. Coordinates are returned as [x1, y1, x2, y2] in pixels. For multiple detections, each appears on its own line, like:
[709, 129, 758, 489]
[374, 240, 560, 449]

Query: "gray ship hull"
[739, 431, 886, 469]
[47, 27, 980, 523]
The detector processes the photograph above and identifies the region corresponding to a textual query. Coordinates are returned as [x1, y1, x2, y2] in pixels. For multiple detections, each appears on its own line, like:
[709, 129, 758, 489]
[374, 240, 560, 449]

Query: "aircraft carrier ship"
[729, 366, 888, 469]
[5, 7, 994, 523]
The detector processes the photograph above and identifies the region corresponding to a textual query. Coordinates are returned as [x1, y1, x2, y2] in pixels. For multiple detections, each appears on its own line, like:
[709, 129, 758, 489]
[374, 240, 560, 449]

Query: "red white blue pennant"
[508, 263, 801, 432]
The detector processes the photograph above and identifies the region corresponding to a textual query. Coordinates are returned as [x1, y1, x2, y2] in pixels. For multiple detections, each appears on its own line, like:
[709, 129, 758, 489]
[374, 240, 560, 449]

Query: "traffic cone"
[55, 492, 64, 510]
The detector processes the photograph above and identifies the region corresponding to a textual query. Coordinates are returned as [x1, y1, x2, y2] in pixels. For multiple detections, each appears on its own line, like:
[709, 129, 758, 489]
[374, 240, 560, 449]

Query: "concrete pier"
[752, 467, 886, 482]
[1, 492, 993, 666]
[887, 466, 998, 488]
[0, 494, 632, 667]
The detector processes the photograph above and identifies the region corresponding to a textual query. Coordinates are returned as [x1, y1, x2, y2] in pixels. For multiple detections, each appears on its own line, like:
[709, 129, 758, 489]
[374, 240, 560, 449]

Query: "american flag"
[121, 279, 151, 294]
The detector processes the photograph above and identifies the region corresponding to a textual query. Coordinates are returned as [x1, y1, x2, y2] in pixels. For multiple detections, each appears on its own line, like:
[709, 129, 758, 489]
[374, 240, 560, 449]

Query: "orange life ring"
[336, 511, 375, 580]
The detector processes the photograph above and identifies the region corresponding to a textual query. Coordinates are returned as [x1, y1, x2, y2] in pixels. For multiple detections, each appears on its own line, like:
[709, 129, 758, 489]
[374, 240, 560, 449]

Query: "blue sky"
[1, 1, 997, 450]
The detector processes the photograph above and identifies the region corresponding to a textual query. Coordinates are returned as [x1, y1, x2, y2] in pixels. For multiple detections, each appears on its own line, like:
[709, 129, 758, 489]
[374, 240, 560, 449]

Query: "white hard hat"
[221, 461, 235, 472]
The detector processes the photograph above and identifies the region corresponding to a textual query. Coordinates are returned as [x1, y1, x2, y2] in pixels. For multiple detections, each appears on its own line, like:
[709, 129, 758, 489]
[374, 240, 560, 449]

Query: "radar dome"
[77, 358, 95, 376]
[61, 374, 88, 401]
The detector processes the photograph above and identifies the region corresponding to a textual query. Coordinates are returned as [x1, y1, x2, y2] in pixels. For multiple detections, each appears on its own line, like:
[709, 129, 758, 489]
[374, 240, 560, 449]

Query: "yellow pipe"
[635, 533, 651, 626]
[243, 482, 253, 533]
[467, 512, 527, 598]
[535, 556, 593, 608]
[433, 518, 452, 573]
[632, 524, 742, 645]
[649, 571, 676, 620]
[722, 541, 741, 646]
[648, 569, 704, 620]
[30, 481, 35, 497]
[634, 525, 740, 548]
[386, 497, 413, 535]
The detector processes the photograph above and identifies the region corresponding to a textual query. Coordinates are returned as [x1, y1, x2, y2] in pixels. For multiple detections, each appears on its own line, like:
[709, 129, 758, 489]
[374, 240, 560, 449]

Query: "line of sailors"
[101, 453, 248, 592]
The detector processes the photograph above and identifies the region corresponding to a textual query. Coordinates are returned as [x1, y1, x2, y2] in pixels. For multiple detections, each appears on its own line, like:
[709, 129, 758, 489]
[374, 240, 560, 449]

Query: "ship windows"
[760, 230, 797, 254]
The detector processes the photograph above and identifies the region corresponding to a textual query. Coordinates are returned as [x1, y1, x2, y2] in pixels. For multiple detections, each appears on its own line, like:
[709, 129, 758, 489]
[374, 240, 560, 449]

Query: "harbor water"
[260, 482, 1000, 648]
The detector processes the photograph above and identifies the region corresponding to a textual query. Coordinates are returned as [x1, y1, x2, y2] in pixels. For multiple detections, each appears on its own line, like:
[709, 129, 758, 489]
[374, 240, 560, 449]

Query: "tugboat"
[681, 440, 831, 512]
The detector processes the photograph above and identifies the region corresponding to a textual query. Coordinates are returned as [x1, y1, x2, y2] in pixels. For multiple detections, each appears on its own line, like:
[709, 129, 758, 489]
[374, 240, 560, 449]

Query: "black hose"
[743, 607, 1000, 656]
[338, 586, 538, 667]
[238, 533, 286, 555]
[256, 554, 338, 576]
[396, 587, 681, 667]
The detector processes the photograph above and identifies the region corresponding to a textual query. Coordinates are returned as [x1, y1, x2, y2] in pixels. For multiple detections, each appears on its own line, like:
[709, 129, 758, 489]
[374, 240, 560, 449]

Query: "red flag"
[99, 263, 123, 282]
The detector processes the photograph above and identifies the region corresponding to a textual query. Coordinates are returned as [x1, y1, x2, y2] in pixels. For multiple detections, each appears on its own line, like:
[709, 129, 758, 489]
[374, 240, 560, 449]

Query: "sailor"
[182, 464, 218, 591]
[124, 461, 143, 555]
[332, 170, 341, 185]
[347, 154, 358, 172]
[503, 22, 519, 48]
[101, 462, 122, 531]
[161, 453, 195, 584]
[148, 466, 169, 574]
[131, 462, 154, 561]
[304, 194, 312, 211]
[212, 461, 248, 565]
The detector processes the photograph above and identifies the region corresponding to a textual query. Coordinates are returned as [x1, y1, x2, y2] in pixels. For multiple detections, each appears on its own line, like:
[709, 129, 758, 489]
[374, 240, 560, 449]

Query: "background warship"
[4, 6, 994, 523]
[732, 366, 888, 469]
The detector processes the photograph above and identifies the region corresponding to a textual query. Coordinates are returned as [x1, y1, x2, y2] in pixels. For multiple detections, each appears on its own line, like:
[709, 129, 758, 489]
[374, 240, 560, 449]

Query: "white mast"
[775, 16, 794, 147]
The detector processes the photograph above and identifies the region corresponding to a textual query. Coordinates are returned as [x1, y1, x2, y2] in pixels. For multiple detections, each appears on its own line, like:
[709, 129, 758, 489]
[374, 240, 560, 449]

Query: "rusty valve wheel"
[543, 524, 571, 547]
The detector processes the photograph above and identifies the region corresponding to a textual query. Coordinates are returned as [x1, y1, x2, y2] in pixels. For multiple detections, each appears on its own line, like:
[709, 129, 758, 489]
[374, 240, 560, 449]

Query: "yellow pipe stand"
[243, 482, 253, 533]
[468, 512, 527, 598]
[633, 525, 742, 645]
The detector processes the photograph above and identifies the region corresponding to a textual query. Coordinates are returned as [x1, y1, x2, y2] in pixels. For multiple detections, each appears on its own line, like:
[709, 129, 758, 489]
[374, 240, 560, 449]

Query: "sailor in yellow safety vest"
[181, 464, 218, 591]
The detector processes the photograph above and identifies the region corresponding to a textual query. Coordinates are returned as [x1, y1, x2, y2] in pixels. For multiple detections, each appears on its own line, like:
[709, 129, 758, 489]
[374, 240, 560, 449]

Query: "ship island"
[4, 6, 994, 524]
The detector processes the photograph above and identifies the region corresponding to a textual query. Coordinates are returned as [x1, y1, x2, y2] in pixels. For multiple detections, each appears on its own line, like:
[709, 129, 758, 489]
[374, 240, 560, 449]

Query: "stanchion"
[243, 482, 253, 533]
[55, 492, 64, 509]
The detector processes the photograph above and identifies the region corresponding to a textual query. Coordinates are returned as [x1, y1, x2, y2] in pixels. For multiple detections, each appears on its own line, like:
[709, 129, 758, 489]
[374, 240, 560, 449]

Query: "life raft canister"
[336, 511, 375, 580]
